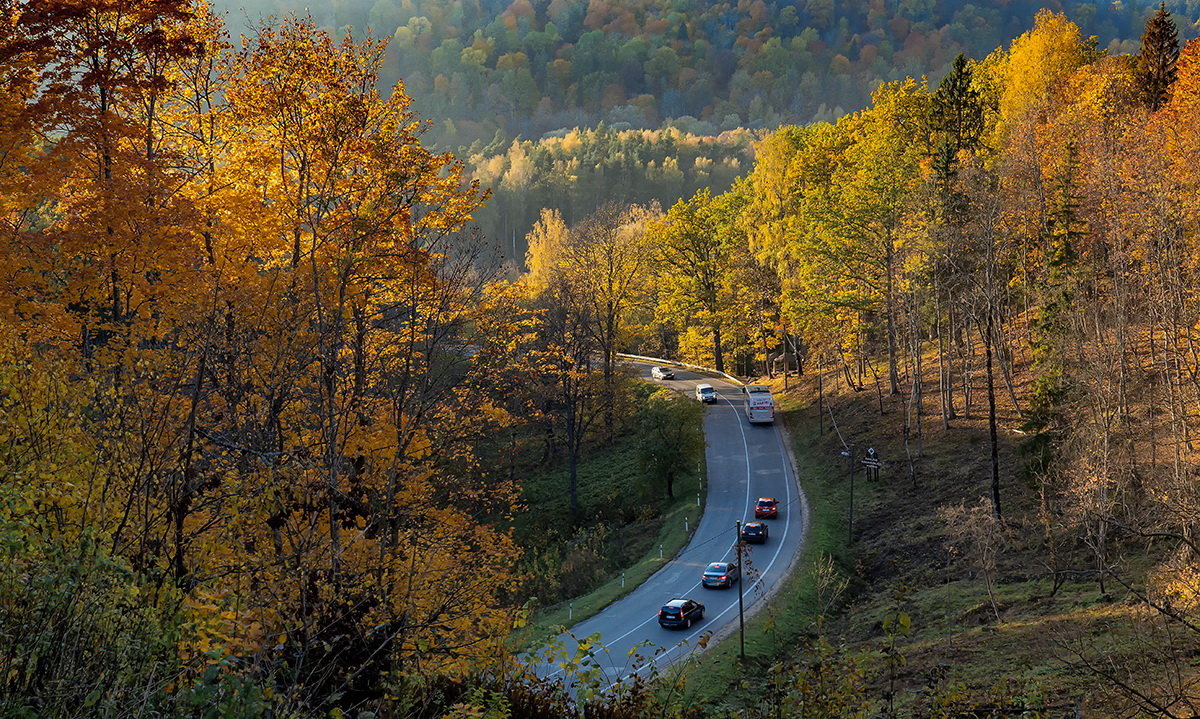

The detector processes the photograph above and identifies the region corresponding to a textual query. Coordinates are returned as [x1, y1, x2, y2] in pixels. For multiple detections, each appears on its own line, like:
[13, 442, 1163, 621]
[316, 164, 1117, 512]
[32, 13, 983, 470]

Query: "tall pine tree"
[1135, 2, 1180, 111]
[1022, 144, 1086, 478]
[932, 54, 987, 160]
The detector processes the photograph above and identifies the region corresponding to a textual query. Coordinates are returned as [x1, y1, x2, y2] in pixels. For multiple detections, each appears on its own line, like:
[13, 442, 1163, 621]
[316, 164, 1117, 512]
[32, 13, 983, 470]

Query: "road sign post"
[862, 447, 882, 481]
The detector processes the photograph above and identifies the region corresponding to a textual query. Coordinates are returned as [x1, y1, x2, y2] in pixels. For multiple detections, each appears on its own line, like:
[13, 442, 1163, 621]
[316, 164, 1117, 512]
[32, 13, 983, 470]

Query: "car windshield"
[758, 500, 776, 507]
[700, 388, 714, 394]
[705, 563, 726, 572]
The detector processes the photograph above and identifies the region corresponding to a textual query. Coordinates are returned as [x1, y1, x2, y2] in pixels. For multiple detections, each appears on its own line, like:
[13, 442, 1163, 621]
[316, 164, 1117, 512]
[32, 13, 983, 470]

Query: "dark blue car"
[741, 521, 769, 544]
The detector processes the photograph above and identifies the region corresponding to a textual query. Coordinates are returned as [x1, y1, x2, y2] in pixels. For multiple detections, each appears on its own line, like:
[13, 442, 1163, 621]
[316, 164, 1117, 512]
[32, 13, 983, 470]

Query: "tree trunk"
[994, 330, 1023, 419]
[960, 317, 973, 419]
[869, 357, 886, 415]
[713, 324, 724, 374]
[886, 242, 901, 395]
[818, 359, 825, 435]
[986, 310, 1001, 521]
[762, 326, 771, 378]
[937, 295, 950, 429]
[173, 350, 208, 585]
[602, 342, 615, 445]
[913, 303, 924, 458]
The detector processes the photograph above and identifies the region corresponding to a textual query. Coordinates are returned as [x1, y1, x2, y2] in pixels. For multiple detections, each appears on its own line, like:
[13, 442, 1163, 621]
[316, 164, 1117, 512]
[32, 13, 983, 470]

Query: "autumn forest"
[3, 0, 1200, 717]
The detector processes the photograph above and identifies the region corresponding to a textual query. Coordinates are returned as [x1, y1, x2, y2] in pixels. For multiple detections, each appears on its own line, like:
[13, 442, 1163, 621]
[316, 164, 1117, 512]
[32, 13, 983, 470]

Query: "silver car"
[650, 366, 675, 380]
[701, 561, 740, 588]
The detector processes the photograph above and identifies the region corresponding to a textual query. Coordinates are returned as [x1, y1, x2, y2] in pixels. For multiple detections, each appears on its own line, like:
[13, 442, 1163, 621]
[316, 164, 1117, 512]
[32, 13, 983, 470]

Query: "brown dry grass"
[750, 341, 1200, 716]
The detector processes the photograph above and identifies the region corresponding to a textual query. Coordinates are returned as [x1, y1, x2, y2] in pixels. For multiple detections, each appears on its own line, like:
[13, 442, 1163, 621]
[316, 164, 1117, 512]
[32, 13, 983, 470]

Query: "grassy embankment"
[513, 382, 706, 649]
[677, 359, 1175, 714]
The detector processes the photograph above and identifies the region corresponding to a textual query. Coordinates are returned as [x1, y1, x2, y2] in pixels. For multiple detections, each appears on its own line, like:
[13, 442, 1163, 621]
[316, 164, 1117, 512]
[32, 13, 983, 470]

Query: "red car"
[754, 497, 779, 519]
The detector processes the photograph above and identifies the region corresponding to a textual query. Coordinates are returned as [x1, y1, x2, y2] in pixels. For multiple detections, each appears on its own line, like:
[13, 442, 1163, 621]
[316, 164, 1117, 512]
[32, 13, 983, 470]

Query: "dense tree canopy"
[218, 0, 1198, 148]
[0, 3, 526, 713]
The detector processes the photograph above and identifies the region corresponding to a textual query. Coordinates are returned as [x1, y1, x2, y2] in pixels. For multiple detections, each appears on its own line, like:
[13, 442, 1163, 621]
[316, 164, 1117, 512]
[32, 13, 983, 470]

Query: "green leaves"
[635, 388, 703, 500]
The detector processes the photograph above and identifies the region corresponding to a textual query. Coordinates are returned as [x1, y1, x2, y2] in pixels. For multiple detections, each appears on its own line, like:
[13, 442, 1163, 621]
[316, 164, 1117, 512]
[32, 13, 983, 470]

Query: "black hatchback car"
[658, 598, 705, 629]
[741, 521, 769, 544]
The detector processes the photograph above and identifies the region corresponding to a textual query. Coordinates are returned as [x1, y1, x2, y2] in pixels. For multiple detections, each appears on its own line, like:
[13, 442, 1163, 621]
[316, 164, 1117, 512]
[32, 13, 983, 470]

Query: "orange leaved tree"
[0, 5, 523, 712]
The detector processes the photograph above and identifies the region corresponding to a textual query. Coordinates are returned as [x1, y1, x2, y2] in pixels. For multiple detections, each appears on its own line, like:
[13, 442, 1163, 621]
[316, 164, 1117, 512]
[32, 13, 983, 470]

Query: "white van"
[695, 384, 717, 403]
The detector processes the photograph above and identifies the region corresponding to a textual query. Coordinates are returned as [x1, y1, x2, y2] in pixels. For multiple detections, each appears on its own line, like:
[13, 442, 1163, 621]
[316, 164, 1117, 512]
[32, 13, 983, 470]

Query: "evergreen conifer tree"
[932, 54, 986, 158]
[1022, 145, 1085, 477]
[1135, 2, 1180, 111]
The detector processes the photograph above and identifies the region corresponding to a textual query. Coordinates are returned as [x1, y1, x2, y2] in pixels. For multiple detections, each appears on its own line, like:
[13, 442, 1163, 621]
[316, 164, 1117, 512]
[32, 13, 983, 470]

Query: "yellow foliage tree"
[993, 10, 1101, 147]
[524, 207, 570, 291]
[0, 6, 523, 710]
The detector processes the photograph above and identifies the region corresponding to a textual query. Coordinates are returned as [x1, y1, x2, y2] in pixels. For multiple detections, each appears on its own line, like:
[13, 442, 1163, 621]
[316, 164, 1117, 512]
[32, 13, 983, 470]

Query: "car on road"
[740, 521, 769, 544]
[754, 497, 779, 519]
[650, 366, 675, 380]
[701, 562, 740, 588]
[658, 598, 705, 629]
[695, 383, 717, 403]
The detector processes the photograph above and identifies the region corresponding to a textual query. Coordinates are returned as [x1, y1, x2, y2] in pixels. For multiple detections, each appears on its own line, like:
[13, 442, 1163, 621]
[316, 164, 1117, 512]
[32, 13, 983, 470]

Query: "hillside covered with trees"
[0, 3, 702, 715]
[216, 0, 1200, 261]
[7, 0, 1200, 716]
[468, 124, 756, 260]
[546, 5, 1200, 711]
[222, 0, 1200, 146]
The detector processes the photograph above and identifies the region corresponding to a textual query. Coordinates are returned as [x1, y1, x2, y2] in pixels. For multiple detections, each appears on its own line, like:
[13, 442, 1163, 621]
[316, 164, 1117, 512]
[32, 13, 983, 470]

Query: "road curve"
[528, 362, 807, 690]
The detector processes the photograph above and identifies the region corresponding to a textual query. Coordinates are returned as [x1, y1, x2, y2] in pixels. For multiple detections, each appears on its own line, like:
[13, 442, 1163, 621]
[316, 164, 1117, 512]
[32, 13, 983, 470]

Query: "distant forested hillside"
[218, 0, 1200, 146]
[466, 125, 757, 264]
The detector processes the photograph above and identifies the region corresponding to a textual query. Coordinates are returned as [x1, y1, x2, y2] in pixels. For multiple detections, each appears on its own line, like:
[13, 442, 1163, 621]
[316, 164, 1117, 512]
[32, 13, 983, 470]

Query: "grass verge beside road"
[518, 489, 704, 649]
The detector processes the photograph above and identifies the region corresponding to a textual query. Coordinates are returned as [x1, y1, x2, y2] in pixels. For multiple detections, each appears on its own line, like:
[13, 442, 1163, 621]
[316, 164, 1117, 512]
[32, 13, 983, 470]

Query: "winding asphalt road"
[529, 362, 806, 689]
